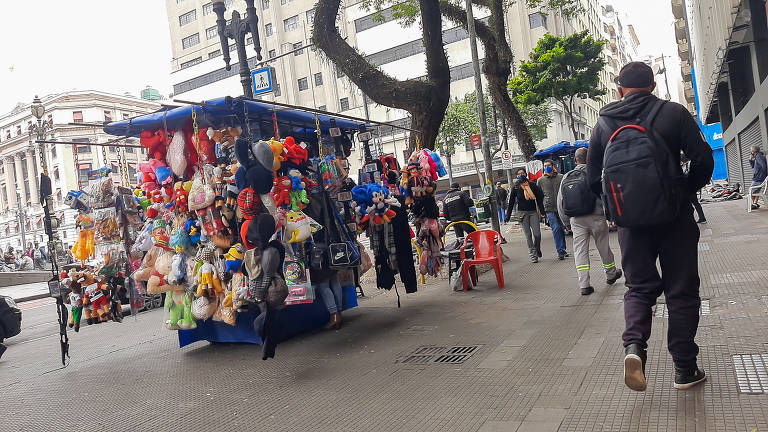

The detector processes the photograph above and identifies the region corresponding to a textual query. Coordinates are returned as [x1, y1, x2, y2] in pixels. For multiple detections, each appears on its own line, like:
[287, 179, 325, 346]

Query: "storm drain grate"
[399, 345, 482, 365]
[654, 300, 710, 318]
[732, 354, 768, 394]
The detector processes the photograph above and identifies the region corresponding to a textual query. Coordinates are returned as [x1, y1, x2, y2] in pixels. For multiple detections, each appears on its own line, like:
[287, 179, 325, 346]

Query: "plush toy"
[418, 151, 433, 179]
[169, 225, 191, 253]
[287, 169, 309, 210]
[133, 246, 161, 282]
[140, 129, 168, 161]
[428, 150, 447, 178]
[188, 174, 215, 211]
[269, 139, 284, 171]
[71, 214, 95, 262]
[165, 289, 197, 330]
[149, 159, 173, 187]
[284, 210, 317, 243]
[233, 137, 274, 195]
[166, 252, 187, 285]
[138, 163, 159, 195]
[184, 218, 202, 246]
[351, 185, 372, 226]
[195, 247, 223, 298]
[167, 131, 187, 177]
[283, 136, 308, 166]
[134, 189, 152, 212]
[224, 244, 245, 274]
[66, 278, 83, 332]
[194, 127, 217, 165]
[369, 184, 397, 224]
[147, 251, 184, 294]
[81, 273, 110, 323]
[273, 176, 293, 209]
[167, 181, 191, 214]
[191, 295, 217, 320]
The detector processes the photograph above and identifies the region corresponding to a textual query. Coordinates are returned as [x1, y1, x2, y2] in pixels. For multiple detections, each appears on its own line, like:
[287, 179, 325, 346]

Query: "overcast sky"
[0, 0, 682, 114]
[0, 0, 173, 114]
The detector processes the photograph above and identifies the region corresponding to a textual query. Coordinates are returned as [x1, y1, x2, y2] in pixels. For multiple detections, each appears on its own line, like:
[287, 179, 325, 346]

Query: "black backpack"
[561, 169, 595, 217]
[601, 100, 683, 228]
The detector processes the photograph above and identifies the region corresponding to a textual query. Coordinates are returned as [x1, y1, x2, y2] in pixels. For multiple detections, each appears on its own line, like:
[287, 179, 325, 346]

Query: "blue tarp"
[533, 140, 589, 158]
[103, 96, 366, 139]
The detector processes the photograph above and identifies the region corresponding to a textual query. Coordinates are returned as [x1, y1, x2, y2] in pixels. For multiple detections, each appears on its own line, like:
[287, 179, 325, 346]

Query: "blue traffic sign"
[251, 67, 273, 95]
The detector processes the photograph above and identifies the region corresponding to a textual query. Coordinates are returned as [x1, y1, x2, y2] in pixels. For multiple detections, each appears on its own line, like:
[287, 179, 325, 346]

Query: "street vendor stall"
[532, 140, 589, 175]
[93, 96, 378, 357]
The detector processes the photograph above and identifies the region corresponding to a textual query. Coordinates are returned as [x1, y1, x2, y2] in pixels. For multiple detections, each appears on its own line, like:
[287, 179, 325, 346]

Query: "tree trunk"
[313, 0, 450, 150]
[561, 97, 578, 141]
[439, 0, 537, 160]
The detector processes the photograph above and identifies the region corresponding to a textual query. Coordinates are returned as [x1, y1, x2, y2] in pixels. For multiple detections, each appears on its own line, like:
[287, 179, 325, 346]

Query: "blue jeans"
[547, 212, 567, 254]
[497, 205, 506, 223]
[316, 273, 343, 314]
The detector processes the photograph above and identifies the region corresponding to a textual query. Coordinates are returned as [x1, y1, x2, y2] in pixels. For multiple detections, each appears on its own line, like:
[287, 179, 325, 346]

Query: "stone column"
[5, 157, 16, 209]
[14, 153, 26, 205]
[26, 150, 39, 204]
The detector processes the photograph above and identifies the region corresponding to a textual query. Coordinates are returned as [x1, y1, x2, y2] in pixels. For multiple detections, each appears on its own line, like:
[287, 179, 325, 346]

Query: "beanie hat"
[237, 187, 259, 219]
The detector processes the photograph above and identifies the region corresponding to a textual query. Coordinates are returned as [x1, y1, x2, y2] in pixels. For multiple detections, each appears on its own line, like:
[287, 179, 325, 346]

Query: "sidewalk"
[0, 281, 50, 302]
[2, 200, 767, 432]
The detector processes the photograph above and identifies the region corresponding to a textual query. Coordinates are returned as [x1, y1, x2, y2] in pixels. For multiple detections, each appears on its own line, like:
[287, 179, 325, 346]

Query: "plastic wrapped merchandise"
[86, 176, 116, 209]
[94, 208, 121, 243]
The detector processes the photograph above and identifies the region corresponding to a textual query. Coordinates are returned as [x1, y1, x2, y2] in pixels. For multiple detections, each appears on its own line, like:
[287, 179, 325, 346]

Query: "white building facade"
[0, 91, 159, 252]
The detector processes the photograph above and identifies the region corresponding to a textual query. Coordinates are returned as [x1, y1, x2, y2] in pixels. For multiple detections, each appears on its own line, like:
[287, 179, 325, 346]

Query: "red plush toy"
[283, 137, 308, 165]
[195, 128, 217, 165]
[183, 126, 201, 175]
[272, 176, 293, 209]
[169, 181, 189, 213]
[140, 129, 168, 161]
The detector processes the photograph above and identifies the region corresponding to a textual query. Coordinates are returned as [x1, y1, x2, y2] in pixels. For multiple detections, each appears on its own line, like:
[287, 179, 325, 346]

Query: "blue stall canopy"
[103, 96, 367, 138]
[533, 140, 589, 158]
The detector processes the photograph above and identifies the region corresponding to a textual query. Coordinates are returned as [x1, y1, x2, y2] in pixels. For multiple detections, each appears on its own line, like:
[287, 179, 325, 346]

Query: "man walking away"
[587, 62, 714, 392]
[682, 154, 707, 223]
[537, 159, 568, 259]
[750, 145, 767, 210]
[442, 183, 476, 239]
[557, 148, 623, 296]
[495, 182, 507, 224]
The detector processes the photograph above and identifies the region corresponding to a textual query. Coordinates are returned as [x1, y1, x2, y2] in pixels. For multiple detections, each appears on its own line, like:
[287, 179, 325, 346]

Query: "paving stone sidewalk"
[1, 200, 767, 432]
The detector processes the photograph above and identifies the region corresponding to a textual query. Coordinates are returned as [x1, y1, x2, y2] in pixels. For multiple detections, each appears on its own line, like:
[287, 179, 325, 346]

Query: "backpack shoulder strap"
[643, 100, 666, 129]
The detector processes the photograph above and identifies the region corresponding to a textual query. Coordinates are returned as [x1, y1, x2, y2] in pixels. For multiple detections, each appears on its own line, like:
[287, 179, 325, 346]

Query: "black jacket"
[505, 181, 545, 219]
[442, 188, 473, 222]
[587, 93, 714, 196]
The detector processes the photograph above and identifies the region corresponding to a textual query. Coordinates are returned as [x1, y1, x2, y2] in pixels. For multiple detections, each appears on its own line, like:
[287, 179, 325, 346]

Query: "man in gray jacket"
[557, 148, 623, 295]
[538, 159, 568, 259]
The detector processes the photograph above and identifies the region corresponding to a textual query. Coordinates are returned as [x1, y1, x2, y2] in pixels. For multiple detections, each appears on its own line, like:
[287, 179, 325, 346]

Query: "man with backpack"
[587, 62, 714, 392]
[557, 148, 622, 296]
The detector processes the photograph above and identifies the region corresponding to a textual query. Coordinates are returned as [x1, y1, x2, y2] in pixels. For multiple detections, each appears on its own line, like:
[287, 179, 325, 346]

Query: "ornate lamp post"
[212, 0, 263, 98]
[15, 188, 27, 250]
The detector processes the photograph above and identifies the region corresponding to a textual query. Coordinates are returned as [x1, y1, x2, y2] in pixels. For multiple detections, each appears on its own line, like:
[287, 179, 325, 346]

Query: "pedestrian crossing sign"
[251, 67, 274, 95]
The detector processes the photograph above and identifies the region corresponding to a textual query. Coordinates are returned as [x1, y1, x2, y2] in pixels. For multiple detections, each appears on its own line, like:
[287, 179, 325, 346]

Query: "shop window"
[293, 42, 303, 55]
[529, 12, 547, 29]
[206, 26, 218, 40]
[297, 77, 308, 91]
[339, 97, 349, 111]
[314, 72, 323, 86]
[265, 23, 273, 37]
[179, 9, 196, 26]
[203, 2, 213, 15]
[284, 16, 299, 32]
[182, 33, 200, 49]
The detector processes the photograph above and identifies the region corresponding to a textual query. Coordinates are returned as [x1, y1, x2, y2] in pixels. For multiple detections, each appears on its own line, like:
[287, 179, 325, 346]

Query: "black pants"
[453, 222, 476, 239]
[690, 193, 705, 221]
[619, 205, 701, 370]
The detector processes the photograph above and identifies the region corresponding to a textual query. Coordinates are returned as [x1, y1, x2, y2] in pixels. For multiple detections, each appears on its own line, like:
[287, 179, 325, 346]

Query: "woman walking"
[505, 168, 545, 263]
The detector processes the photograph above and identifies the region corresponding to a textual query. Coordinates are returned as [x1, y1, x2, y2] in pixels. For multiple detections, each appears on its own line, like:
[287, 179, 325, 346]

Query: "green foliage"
[509, 30, 607, 106]
[437, 96, 476, 155]
[516, 101, 551, 142]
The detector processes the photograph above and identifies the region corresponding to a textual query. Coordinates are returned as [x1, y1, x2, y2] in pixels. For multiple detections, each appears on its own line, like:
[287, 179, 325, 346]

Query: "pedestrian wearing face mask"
[537, 159, 569, 260]
[505, 168, 545, 263]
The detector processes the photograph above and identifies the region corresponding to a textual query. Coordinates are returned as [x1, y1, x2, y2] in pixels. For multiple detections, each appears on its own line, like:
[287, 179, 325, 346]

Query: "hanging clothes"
[391, 195, 417, 293]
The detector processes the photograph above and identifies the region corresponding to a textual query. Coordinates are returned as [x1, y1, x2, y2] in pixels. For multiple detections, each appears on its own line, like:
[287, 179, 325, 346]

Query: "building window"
[281, 0, 294, 4]
[339, 97, 349, 111]
[306, 9, 316, 24]
[77, 163, 92, 186]
[293, 42, 304, 55]
[265, 23, 273, 36]
[203, 2, 213, 15]
[336, 68, 344, 78]
[179, 9, 197, 26]
[208, 49, 222, 59]
[15, 125, 21, 136]
[284, 15, 299, 32]
[314, 72, 323, 86]
[246, 36, 253, 45]
[268, 49, 276, 58]
[206, 26, 218, 40]
[180, 57, 203, 69]
[274, 84, 281, 97]
[182, 33, 200, 49]
[529, 12, 547, 29]
[72, 111, 83, 123]
[75, 144, 91, 154]
[51, 147, 57, 159]
[104, 110, 112, 122]
[122, 113, 130, 119]
[4, 130, 9, 139]
[318, 105, 327, 111]
[298, 77, 309, 91]
[176, 0, 184, 3]
[262, 0, 269, 9]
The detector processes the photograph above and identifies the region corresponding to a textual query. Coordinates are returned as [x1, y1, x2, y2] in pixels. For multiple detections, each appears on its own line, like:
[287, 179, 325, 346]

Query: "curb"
[14, 293, 51, 303]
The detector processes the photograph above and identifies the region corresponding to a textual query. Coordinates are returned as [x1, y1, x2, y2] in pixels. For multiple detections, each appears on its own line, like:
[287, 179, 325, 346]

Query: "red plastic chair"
[460, 230, 504, 291]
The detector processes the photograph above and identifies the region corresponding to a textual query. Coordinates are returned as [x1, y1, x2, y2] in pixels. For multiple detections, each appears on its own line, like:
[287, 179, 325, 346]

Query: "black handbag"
[328, 195, 361, 269]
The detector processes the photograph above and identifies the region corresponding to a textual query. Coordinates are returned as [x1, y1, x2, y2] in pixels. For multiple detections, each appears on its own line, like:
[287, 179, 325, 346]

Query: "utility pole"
[660, 55, 671, 100]
[465, 0, 500, 234]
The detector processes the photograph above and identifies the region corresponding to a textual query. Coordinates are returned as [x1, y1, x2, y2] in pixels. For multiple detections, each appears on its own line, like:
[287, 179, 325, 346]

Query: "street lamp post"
[30, 95, 68, 365]
[212, 0, 264, 98]
[16, 189, 27, 250]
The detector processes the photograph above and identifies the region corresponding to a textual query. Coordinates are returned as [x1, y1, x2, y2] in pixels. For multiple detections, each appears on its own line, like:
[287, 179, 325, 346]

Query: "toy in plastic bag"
[167, 131, 188, 177]
[71, 214, 96, 262]
[86, 175, 115, 209]
[94, 208, 121, 242]
[284, 210, 320, 243]
[188, 173, 215, 212]
[191, 295, 217, 320]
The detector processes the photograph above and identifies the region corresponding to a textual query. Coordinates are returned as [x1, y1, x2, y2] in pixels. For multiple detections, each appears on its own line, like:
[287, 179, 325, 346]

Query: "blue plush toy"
[184, 218, 202, 246]
[351, 184, 373, 225]
[429, 150, 447, 178]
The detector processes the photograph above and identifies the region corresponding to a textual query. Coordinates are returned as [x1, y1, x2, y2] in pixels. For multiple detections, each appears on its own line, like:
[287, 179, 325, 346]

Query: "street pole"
[501, 116, 514, 188]
[661, 55, 671, 100]
[16, 190, 26, 250]
[464, 0, 500, 233]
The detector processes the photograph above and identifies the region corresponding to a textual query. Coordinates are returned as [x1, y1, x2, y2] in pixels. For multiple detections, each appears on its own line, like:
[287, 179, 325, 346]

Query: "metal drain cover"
[399, 345, 482, 365]
[654, 300, 710, 318]
[733, 354, 768, 394]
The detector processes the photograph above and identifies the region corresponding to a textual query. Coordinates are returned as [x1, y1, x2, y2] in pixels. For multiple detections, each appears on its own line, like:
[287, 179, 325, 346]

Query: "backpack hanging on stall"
[601, 100, 683, 227]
